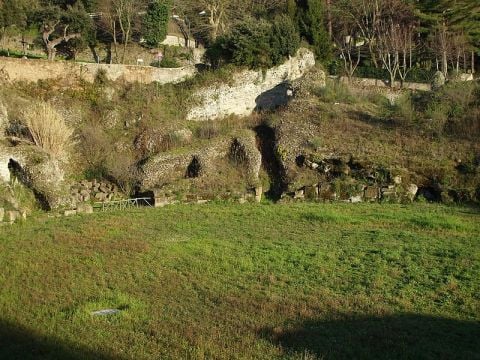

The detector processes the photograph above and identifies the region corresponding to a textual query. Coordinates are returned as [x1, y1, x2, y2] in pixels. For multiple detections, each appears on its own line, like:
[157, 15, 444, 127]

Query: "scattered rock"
[77, 203, 93, 214]
[174, 128, 193, 143]
[95, 192, 107, 201]
[406, 184, 418, 201]
[255, 186, 263, 203]
[364, 186, 379, 201]
[64, 210, 77, 216]
[393, 176, 402, 185]
[91, 309, 120, 316]
[294, 189, 305, 199]
[0, 208, 3, 222]
[349, 194, 363, 203]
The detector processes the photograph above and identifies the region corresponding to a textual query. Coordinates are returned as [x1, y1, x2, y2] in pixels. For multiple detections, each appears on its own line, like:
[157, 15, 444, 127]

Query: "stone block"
[364, 186, 379, 201]
[255, 186, 262, 203]
[349, 194, 363, 203]
[294, 189, 305, 199]
[406, 184, 418, 201]
[77, 203, 94, 214]
[154, 196, 175, 208]
[95, 192, 107, 201]
[64, 210, 77, 216]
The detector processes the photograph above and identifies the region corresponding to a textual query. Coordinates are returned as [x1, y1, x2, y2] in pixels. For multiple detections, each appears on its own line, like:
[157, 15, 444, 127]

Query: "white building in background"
[161, 18, 196, 48]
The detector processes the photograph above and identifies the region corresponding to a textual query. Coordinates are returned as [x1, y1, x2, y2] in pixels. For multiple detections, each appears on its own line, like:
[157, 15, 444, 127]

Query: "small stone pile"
[70, 179, 121, 203]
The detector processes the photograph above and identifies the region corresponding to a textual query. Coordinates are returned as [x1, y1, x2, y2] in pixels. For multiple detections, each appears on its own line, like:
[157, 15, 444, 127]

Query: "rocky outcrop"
[141, 138, 231, 189]
[229, 132, 262, 187]
[187, 48, 316, 121]
[0, 143, 72, 210]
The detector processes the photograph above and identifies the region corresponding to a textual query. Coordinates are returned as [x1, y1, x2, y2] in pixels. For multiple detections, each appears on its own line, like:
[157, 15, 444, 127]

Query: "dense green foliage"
[142, 0, 171, 48]
[0, 203, 478, 359]
[207, 15, 300, 69]
[0, 0, 478, 79]
[295, 0, 332, 62]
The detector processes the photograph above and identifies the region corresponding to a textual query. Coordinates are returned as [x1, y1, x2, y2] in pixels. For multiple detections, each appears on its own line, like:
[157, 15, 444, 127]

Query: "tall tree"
[142, 0, 171, 48]
[296, 0, 332, 62]
[98, 0, 146, 63]
[0, 0, 36, 47]
[36, 1, 92, 60]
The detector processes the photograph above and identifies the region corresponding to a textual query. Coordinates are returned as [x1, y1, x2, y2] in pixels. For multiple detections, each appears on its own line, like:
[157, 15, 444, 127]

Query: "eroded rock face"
[0, 143, 72, 210]
[187, 48, 316, 121]
[229, 133, 262, 186]
[141, 138, 231, 189]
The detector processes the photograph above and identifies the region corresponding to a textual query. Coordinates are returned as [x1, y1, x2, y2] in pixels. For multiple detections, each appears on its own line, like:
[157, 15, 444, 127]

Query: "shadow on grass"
[260, 314, 480, 359]
[0, 319, 120, 360]
[348, 110, 398, 130]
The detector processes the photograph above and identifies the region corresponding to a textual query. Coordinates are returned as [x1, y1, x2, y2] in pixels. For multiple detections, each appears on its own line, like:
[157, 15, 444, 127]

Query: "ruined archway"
[186, 156, 201, 178]
[5, 158, 51, 210]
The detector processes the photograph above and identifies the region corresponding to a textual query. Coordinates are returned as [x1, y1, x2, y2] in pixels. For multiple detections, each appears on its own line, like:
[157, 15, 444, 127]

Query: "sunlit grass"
[0, 202, 478, 359]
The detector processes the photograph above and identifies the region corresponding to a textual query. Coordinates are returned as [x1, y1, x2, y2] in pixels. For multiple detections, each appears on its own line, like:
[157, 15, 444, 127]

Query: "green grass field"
[0, 203, 479, 359]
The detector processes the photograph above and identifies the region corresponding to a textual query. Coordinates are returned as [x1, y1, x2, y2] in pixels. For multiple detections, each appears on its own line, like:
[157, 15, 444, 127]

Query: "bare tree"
[396, 25, 417, 87]
[333, 0, 414, 69]
[98, 0, 146, 63]
[176, 0, 233, 41]
[432, 23, 450, 77]
[376, 20, 400, 87]
[176, 0, 277, 42]
[332, 26, 362, 82]
[449, 31, 469, 73]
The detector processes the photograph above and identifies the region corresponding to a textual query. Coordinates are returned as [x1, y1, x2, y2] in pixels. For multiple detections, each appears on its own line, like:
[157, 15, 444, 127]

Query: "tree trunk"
[47, 46, 56, 61]
[442, 50, 448, 77]
[472, 51, 475, 74]
[112, 21, 118, 64]
[390, 72, 395, 88]
[326, 0, 332, 38]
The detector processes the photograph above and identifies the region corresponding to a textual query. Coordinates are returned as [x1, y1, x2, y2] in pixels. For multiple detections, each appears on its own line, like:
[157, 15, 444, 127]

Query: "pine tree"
[296, 0, 332, 63]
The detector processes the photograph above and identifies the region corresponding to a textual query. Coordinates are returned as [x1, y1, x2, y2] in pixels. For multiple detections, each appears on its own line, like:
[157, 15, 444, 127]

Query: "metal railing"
[95, 197, 153, 212]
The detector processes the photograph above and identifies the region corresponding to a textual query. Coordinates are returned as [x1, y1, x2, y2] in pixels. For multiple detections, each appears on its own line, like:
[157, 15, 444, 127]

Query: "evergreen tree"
[143, 0, 172, 48]
[295, 0, 332, 63]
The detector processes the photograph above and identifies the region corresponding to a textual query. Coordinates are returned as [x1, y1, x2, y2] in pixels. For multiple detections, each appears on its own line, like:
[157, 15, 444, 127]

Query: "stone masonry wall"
[187, 48, 317, 121]
[0, 57, 196, 85]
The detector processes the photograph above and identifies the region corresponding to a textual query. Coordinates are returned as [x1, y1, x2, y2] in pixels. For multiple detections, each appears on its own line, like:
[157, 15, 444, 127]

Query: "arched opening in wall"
[254, 124, 287, 201]
[7, 158, 51, 210]
[186, 156, 201, 178]
[8, 158, 23, 184]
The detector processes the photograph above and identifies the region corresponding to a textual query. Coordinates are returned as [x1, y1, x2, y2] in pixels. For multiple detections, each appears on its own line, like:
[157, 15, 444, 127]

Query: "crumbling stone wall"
[0, 57, 196, 85]
[187, 48, 317, 121]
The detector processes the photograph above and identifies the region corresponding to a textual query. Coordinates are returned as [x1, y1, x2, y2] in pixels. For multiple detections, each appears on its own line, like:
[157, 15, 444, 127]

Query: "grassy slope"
[0, 203, 478, 359]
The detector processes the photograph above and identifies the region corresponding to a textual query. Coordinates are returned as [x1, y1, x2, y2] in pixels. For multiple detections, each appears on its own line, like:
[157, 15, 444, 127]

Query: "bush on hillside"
[270, 15, 301, 64]
[22, 102, 74, 159]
